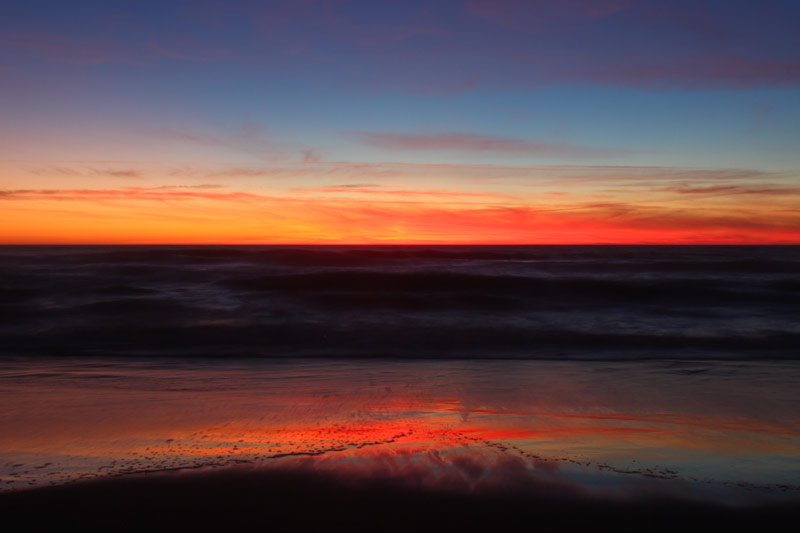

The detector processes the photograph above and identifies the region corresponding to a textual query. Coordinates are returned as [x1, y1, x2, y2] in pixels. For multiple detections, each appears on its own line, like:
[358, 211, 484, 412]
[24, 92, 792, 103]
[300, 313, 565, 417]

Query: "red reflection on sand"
[1, 359, 798, 494]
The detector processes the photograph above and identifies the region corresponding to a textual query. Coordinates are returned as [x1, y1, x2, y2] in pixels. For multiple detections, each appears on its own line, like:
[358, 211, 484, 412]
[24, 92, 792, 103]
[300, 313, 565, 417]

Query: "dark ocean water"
[1, 245, 798, 359]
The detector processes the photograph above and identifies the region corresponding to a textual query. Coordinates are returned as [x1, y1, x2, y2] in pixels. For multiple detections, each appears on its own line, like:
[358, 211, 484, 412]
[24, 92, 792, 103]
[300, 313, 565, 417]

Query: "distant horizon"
[2, 241, 799, 246]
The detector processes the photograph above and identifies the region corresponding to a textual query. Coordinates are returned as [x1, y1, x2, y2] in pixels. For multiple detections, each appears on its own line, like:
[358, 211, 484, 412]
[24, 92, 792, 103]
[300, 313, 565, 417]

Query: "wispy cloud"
[467, 0, 631, 28]
[151, 124, 265, 149]
[662, 184, 800, 196]
[300, 149, 322, 163]
[577, 56, 800, 89]
[151, 184, 225, 190]
[28, 166, 142, 179]
[301, 184, 512, 200]
[92, 169, 142, 179]
[0, 186, 259, 202]
[147, 40, 230, 62]
[323, 183, 380, 189]
[200, 168, 285, 178]
[147, 124, 317, 163]
[0, 29, 140, 65]
[355, 132, 629, 157]
[247, 0, 447, 53]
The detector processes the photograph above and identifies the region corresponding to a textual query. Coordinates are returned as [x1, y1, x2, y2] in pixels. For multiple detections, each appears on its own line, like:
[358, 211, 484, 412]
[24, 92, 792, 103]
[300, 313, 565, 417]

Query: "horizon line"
[1, 242, 798, 247]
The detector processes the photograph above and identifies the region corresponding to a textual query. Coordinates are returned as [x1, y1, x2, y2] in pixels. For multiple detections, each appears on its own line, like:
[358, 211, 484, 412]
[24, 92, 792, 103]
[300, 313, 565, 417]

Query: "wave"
[220, 271, 799, 308]
[1, 245, 798, 359]
[2, 319, 798, 359]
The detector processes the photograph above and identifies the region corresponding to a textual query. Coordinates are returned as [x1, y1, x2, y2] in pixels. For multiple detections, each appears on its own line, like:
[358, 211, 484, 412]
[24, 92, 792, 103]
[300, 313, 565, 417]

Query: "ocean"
[1, 245, 798, 359]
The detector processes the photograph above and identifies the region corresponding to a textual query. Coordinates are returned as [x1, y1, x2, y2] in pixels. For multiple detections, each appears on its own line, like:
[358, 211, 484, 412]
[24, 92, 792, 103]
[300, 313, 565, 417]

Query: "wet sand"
[1, 357, 798, 530]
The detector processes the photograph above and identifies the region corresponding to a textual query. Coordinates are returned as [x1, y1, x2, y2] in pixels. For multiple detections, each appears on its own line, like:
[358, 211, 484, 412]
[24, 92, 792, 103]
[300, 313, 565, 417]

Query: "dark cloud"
[664, 184, 800, 196]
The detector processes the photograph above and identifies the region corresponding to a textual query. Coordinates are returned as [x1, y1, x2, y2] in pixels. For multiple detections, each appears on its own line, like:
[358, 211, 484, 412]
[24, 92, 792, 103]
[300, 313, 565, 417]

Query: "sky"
[1, 0, 799, 244]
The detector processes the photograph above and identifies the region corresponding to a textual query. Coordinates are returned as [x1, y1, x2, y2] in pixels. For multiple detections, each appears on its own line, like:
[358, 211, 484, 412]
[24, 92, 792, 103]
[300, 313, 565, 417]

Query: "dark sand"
[2, 465, 797, 533]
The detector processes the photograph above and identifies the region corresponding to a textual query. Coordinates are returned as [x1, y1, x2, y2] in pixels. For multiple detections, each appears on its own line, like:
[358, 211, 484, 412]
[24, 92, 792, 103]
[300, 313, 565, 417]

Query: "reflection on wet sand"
[1, 357, 798, 504]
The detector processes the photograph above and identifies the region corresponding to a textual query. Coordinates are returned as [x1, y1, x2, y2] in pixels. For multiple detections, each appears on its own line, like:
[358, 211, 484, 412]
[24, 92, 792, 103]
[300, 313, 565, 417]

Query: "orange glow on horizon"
[2, 160, 799, 244]
[2, 185, 799, 245]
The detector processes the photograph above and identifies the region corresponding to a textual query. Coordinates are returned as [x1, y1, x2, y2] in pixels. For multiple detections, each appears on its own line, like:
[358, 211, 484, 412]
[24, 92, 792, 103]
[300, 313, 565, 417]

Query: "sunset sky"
[2, 0, 799, 244]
